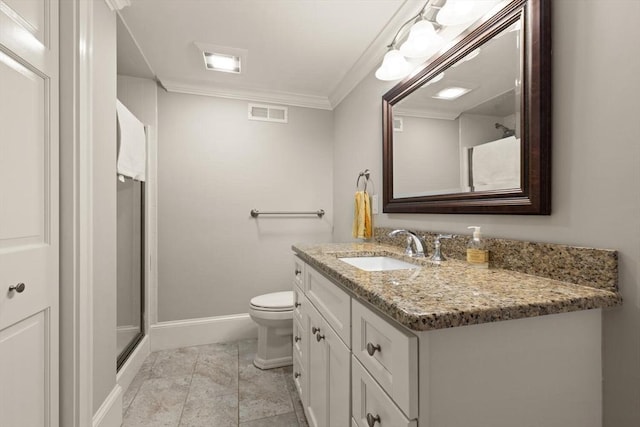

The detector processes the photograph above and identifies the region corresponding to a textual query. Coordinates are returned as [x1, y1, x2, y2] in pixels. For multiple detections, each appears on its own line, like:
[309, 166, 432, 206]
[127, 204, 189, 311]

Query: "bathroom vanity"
[291, 242, 621, 427]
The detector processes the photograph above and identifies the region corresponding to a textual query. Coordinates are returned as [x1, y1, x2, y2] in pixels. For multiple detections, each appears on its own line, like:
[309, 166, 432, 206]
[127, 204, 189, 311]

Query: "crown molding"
[104, 0, 131, 12]
[160, 79, 333, 110]
[328, 0, 425, 108]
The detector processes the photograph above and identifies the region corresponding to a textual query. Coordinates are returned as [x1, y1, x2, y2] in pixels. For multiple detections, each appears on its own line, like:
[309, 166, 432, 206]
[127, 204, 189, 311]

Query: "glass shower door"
[117, 177, 145, 369]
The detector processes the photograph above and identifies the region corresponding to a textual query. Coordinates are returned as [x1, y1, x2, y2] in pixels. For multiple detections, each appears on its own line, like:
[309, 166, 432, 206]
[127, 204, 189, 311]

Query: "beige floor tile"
[239, 364, 294, 422]
[179, 392, 238, 427]
[123, 376, 191, 427]
[151, 346, 199, 378]
[122, 339, 306, 426]
[239, 411, 299, 427]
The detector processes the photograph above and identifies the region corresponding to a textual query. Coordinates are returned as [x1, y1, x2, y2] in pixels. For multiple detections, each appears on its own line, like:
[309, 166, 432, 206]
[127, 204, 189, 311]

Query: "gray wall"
[92, 0, 118, 414]
[393, 115, 460, 196]
[157, 91, 334, 321]
[333, 1, 640, 425]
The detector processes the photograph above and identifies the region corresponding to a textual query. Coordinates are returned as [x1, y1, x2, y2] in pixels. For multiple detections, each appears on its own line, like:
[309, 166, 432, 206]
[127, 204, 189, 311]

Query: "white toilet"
[249, 291, 294, 369]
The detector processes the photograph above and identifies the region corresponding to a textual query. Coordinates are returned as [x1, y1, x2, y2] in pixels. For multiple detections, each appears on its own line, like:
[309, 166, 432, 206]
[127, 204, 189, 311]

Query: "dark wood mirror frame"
[382, 0, 550, 214]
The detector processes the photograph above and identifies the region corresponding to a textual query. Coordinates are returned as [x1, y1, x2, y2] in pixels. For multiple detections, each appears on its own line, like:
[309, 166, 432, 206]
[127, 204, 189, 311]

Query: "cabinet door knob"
[8, 282, 26, 293]
[366, 413, 381, 426]
[366, 342, 381, 356]
[295, 269, 302, 275]
[294, 336, 301, 342]
[294, 372, 301, 379]
[295, 302, 301, 308]
[316, 333, 325, 342]
[311, 326, 320, 334]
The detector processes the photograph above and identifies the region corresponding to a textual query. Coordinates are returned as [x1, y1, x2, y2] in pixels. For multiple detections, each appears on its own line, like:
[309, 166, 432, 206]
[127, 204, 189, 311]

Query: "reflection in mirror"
[393, 18, 522, 198]
[383, 0, 551, 214]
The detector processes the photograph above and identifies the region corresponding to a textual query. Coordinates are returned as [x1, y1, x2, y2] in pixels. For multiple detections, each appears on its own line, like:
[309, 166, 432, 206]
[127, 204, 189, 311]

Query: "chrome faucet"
[430, 234, 453, 262]
[388, 229, 427, 258]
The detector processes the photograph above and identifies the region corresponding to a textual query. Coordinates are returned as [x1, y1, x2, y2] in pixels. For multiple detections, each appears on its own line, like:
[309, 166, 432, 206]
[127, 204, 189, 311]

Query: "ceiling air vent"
[248, 103, 288, 123]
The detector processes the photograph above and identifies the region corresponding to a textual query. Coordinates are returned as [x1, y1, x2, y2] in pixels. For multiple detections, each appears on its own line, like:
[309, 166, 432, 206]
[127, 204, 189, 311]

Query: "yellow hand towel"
[352, 191, 372, 239]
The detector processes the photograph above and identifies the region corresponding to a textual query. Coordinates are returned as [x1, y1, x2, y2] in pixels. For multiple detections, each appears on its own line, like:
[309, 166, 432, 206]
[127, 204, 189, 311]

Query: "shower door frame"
[117, 181, 146, 370]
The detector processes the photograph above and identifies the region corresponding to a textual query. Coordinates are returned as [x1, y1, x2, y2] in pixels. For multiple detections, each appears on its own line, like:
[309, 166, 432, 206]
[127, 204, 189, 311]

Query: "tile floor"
[122, 339, 308, 427]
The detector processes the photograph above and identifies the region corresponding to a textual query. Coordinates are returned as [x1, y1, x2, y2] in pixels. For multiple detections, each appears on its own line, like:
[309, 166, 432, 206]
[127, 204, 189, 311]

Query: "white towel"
[116, 99, 147, 181]
[471, 136, 520, 191]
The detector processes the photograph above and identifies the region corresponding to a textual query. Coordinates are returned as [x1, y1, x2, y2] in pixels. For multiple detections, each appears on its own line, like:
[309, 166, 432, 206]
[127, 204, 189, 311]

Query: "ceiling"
[117, 0, 423, 109]
[395, 23, 521, 119]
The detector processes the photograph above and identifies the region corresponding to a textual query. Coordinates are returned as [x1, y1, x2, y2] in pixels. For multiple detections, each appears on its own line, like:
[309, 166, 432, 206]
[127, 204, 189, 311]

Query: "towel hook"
[356, 169, 371, 192]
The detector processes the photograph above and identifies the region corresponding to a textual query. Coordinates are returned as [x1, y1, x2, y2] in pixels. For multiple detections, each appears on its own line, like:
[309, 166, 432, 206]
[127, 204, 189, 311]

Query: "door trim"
[60, 0, 95, 425]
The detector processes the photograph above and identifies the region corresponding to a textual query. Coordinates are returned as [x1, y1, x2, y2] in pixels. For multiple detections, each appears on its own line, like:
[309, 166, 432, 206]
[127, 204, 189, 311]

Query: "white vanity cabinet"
[306, 300, 350, 427]
[293, 254, 603, 427]
[351, 299, 418, 424]
[293, 257, 351, 427]
[294, 256, 419, 427]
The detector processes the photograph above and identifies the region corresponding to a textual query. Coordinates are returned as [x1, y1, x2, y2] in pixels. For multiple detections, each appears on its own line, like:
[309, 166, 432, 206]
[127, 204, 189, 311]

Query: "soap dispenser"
[466, 226, 489, 269]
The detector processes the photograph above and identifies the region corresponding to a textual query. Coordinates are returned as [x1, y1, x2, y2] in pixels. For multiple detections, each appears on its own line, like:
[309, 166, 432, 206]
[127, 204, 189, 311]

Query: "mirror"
[383, 0, 550, 214]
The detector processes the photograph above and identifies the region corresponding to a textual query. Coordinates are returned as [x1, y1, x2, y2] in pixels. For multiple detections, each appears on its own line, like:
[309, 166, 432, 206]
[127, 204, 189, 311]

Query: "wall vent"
[248, 103, 288, 123]
[393, 117, 403, 132]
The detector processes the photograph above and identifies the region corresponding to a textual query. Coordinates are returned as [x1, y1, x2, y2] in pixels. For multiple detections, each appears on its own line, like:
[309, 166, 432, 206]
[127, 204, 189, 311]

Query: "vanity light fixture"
[436, 0, 476, 26]
[375, 1, 436, 81]
[375, 0, 483, 81]
[204, 52, 241, 73]
[375, 50, 412, 81]
[432, 86, 472, 100]
[399, 20, 443, 58]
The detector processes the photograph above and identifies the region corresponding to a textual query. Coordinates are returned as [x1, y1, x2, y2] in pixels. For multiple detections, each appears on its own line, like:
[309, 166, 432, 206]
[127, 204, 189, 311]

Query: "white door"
[0, 0, 59, 426]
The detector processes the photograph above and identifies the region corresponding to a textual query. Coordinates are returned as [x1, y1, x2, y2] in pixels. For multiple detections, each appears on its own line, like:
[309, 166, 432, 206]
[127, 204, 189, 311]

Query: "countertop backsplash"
[374, 227, 618, 293]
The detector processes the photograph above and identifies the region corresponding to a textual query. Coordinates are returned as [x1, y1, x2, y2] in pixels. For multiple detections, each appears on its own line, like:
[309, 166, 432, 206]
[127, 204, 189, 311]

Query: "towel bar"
[250, 209, 325, 218]
[356, 169, 371, 191]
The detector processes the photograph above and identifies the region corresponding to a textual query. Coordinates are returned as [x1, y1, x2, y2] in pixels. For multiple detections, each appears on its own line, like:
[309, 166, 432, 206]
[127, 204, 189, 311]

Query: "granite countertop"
[292, 242, 622, 332]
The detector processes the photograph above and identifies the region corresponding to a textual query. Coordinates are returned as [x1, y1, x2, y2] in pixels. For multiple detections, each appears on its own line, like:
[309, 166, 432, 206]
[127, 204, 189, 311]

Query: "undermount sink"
[339, 256, 418, 272]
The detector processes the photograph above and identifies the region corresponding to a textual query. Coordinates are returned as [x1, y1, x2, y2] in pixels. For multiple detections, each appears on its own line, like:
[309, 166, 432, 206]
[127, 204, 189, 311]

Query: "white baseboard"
[149, 313, 258, 351]
[117, 335, 150, 394]
[92, 384, 122, 427]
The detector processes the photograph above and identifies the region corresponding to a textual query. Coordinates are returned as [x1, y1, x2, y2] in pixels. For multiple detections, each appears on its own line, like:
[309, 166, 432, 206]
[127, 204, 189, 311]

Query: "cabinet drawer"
[293, 316, 305, 362]
[293, 284, 305, 325]
[306, 265, 351, 347]
[293, 256, 306, 290]
[293, 351, 307, 408]
[352, 299, 418, 419]
[352, 357, 416, 427]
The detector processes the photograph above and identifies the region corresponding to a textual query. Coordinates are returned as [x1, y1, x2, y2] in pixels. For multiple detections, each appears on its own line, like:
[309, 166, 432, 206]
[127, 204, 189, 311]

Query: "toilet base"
[253, 354, 293, 370]
[253, 323, 293, 370]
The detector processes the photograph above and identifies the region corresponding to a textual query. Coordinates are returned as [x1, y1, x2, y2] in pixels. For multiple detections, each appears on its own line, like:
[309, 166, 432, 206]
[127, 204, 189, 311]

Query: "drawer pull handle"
[294, 336, 301, 342]
[295, 302, 301, 308]
[294, 372, 301, 379]
[8, 283, 26, 293]
[366, 342, 381, 356]
[295, 269, 302, 276]
[366, 413, 381, 426]
[312, 326, 320, 334]
[316, 333, 325, 342]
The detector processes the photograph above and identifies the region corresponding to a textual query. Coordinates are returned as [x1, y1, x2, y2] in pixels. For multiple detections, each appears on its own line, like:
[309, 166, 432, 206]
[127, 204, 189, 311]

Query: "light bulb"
[436, 0, 476, 26]
[399, 20, 443, 58]
[375, 49, 412, 81]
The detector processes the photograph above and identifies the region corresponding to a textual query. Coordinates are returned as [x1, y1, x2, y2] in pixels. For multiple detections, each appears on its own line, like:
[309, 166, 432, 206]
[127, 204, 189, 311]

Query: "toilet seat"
[250, 291, 293, 312]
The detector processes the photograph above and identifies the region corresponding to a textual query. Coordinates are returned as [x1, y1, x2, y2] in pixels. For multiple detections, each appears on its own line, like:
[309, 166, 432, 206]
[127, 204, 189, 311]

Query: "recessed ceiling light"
[204, 52, 241, 73]
[432, 86, 472, 100]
